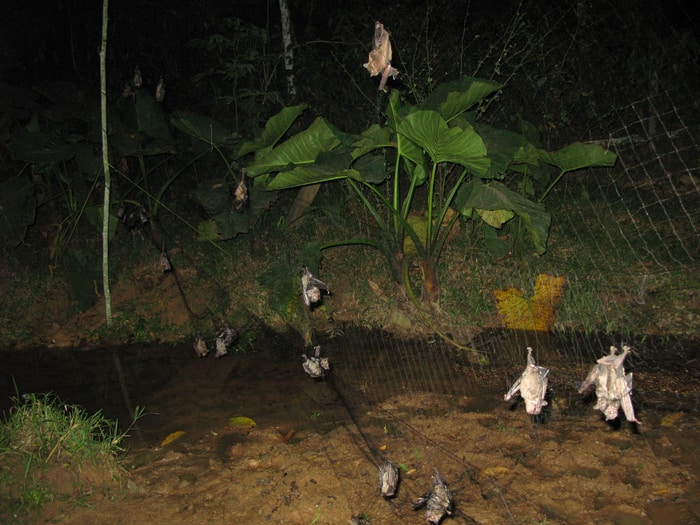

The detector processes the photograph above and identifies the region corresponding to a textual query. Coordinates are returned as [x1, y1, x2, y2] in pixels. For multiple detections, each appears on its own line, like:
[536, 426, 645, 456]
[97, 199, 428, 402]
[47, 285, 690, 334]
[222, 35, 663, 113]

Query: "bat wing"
[619, 373, 639, 423]
[504, 374, 522, 401]
[301, 283, 311, 306]
[306, 276, 329, 291]
[578, 364, 600, 393]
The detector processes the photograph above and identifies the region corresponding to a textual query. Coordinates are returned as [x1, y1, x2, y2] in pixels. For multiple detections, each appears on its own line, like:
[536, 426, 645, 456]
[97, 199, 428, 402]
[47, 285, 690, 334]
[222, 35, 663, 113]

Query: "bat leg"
[378, 65, 392, 91]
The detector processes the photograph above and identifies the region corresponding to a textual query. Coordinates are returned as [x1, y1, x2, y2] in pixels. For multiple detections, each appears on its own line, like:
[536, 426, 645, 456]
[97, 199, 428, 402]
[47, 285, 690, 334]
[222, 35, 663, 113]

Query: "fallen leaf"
[229, 416, 256, 428]
[160, 430, 186, 447]
[480, 466, 512, 478]
[660, 412, 683, 428]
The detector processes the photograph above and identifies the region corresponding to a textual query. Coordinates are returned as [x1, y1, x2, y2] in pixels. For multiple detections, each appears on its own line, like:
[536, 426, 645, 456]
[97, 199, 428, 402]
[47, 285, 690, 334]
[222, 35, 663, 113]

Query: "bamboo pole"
[99, 0, 113, 324]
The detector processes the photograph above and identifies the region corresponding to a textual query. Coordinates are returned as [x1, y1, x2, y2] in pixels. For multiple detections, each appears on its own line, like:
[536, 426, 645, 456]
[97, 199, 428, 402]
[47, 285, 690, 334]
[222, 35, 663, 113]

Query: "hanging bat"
[504, 347, 549, 415]
[412, 468, 454, 525]
[234, 175, 247, 210]
[155, 76, 166, 102]
[364, 21, 399, 91]
[579, 345, 639, 423]
[133, 65, 142, 88]
[193, 336, 209, 358]
[215, 326, 237, 358]
[301, 267, 329, 307]
[302, 345, 330, 378]
[378, 460, 399, 498]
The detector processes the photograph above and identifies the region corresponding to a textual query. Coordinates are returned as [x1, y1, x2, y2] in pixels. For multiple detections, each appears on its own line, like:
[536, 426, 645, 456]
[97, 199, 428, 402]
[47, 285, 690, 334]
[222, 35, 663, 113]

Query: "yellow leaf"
[476, 208, 514, 228]
[403, 208, 459, 255]
[229, 416, 256, 428]
[160, 430, 185, 447]
[494, 274, 566, 331]
[660, 412, 683, 428]
[480, 466, 512, 478]
[404, 213, 428, 255]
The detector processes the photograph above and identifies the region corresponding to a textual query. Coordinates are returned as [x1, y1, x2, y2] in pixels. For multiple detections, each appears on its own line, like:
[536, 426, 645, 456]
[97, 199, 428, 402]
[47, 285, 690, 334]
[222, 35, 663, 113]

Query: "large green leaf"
[455, 179, 551, 254]
[134, 90, 174, 151]
[542, 142, 617, 173]
[171, 112, 238, 150]
[236, 104, 307, 158]
[353, 153, 390, 184]
[398, 110, 490, 176]
[191, 178, 277, 240]
[351, 124, 393, 159]
[418, 76, 502, 122]
[8, 128, 75, 163]
[262, 147, 392, 190]
[470, 122, 532, 179]
[264, 150, 359, 190]
[246, 117, 342, 177]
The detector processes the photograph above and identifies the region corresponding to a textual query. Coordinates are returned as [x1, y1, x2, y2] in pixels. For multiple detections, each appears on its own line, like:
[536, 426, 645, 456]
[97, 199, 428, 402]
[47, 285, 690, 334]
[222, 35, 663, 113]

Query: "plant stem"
[100, 0, 112, 325]
[539, 169, 567, 203]
[426, 162, 439, 250]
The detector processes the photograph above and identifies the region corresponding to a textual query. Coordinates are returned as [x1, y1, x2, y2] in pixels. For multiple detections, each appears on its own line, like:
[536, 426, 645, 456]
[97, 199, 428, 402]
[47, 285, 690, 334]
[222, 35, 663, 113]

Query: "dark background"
[2, 0, 696, 136]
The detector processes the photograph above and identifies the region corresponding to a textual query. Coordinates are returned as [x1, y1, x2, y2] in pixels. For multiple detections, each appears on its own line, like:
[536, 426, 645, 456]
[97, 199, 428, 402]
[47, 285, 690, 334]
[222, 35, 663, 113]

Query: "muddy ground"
[1, 330, 699, 525]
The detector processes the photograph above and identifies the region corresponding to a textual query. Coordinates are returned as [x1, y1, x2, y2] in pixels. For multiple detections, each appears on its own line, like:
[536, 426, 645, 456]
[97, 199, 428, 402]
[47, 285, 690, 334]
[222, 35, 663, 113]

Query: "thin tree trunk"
[100, 0, 113, 324]
[279, 0, 296, 95]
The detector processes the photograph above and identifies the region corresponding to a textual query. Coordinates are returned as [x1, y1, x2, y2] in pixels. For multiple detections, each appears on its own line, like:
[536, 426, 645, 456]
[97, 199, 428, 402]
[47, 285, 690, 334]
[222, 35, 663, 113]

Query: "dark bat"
[363, 21, 399, 91]
[413, 468, 454, 524]
[302, 345, 330, 378]
[378, 460, 399, 498]
[215, 326, 237, 358]
[426, 468, 454, 524]
[193, 336, 209, 358]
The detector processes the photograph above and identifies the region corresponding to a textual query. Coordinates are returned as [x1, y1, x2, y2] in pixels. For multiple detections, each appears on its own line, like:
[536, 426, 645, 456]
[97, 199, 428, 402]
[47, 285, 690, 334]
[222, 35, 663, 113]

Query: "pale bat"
[504, 347, 550, 415]
[579, 345, 639, 423]
[364, 21, 399, 91]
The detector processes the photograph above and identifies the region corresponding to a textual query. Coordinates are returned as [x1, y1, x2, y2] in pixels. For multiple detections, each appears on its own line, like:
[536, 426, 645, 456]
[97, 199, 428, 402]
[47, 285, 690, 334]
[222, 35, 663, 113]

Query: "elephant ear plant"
[243, 76, 616, 316]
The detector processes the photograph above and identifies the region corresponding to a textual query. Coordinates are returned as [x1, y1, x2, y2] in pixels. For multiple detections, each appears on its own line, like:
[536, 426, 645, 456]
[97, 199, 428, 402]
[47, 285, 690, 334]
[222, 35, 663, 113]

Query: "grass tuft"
[0, 393, 143, 521]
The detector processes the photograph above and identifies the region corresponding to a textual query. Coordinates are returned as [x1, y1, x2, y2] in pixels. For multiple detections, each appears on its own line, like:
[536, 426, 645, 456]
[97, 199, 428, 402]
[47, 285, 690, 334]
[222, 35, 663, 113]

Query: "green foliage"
[0, 393, 143, 519]
[172, 107, 306, 240]
[2, 78, 175, 261]
[243, 76, 617, 304]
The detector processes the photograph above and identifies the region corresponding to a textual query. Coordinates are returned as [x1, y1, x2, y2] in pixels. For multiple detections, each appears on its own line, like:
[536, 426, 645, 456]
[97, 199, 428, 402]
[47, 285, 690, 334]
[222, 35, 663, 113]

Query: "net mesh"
[470, 0, 700, 337]
[302, 1, 699, 521]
